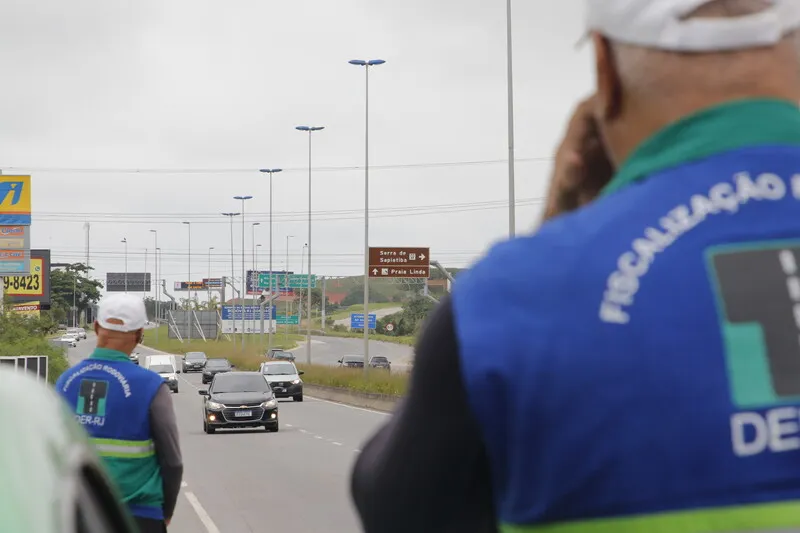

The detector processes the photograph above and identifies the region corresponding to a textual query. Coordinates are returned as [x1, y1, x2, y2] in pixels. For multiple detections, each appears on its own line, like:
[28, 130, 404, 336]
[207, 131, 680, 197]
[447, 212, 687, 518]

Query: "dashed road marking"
[332, 441, 343, 446]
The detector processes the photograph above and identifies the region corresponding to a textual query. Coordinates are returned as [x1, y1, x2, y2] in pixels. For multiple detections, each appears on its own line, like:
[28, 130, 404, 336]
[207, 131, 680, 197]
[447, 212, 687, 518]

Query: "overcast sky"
[1, 0, 592, 294]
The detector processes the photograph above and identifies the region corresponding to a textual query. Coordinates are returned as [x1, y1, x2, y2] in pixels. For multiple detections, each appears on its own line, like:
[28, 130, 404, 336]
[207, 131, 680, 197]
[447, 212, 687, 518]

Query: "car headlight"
[262, 399, 278, 408]
[207, 401, 224, 410]
[292, 379, 301, 385]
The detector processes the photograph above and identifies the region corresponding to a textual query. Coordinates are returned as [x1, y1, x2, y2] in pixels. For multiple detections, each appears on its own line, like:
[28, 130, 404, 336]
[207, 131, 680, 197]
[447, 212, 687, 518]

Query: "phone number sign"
[2, 249, 51, 306]
[3, 257, 44, 296]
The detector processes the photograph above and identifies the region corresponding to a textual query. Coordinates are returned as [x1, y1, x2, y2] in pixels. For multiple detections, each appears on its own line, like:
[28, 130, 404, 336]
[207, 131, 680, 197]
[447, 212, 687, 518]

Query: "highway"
[67, 336, 392, 533]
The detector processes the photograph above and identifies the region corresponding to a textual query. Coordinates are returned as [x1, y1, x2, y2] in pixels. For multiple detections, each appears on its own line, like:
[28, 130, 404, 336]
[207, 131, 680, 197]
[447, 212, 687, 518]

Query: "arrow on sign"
[420, 254, 426, 260]
[372, 268, 378, 275]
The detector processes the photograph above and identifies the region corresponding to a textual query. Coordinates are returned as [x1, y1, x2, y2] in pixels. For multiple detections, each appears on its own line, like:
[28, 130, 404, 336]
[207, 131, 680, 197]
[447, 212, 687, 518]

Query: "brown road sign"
[369, 247, 430, 278]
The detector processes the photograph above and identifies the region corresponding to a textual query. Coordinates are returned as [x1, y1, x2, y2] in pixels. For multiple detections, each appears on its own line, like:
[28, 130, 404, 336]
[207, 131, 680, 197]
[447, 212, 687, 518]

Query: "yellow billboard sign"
[0, 175, 31, 225]
[2, 257, 44, 297]
[9, 301, 40, 317]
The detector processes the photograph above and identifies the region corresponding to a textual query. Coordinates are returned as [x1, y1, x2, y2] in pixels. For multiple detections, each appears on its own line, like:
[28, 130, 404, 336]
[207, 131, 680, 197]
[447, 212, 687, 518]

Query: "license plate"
[234, 410, 252, 417]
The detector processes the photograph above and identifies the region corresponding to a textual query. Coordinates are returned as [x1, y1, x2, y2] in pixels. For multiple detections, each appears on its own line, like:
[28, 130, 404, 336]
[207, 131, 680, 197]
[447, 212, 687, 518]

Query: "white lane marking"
[314, 435, 323, 440]
[181, 481, 188, 488]
[180, 375, 199, 390]
[354, 449, 361, 454]
[307, 395, 390, 416]
[299, 429, 308, 434]
[332, 441, 343, 446]
[285, 424, 293, 427]
[184, 491, 221, 533]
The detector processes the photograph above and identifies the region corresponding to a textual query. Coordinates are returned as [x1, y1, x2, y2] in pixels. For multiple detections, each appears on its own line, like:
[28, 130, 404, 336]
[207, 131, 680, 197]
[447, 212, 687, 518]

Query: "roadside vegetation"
[142, 325, 304, 360]
[296, 364, 408, 396]
[0, 310, 69, 384]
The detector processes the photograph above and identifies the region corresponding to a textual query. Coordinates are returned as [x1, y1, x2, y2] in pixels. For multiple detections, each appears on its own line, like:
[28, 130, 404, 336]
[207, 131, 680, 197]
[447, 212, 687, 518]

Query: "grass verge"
[296, 364, 408, 396]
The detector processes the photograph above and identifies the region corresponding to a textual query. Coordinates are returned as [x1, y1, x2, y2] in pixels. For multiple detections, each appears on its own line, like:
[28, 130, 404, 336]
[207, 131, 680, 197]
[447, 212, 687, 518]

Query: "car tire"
[265, 423, 279, 432]
[293, 394, 303, 402]
[204, 422, 215, 434]
[174, 387, 179, 394]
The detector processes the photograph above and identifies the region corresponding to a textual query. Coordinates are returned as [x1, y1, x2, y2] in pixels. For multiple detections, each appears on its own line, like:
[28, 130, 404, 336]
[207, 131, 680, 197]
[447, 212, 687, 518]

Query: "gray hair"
[612, 0, 799, 97]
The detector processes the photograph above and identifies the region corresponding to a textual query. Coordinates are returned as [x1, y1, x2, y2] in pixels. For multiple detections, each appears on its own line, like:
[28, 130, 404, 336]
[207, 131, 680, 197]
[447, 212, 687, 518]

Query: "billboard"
[106, 272, 151, 292]
[9, 301, 41, 317]
[3, 249, 51, 306]
[0, 225, 30, 276]
[221, 305, 277, 320]
[0, 175, 31, 225]
[173, 281, 206, 291]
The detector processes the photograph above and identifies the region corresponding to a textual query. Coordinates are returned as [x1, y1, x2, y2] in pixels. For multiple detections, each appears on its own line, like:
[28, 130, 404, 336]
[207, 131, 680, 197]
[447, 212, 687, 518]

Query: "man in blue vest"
[56, 294, 183, 533]
[351, 1, 800, 532]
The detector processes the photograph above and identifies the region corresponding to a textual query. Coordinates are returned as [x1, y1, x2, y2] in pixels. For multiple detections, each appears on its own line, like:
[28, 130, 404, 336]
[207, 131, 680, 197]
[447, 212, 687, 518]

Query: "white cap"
[585, 0, 800, 52]
[96, 293, 147, 333]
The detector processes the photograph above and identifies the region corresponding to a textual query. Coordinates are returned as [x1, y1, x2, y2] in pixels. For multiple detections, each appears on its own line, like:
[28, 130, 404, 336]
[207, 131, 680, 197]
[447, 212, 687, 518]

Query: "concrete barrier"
[304, 384, 401, 413]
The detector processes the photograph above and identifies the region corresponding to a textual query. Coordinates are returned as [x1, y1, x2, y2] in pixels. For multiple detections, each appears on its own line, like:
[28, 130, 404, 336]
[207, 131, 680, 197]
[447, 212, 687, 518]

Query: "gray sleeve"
[149, 384, 184, 520]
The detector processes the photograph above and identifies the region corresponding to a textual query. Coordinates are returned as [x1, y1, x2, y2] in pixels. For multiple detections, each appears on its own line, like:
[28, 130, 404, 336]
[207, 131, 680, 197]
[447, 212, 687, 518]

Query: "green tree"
[0, 310, 68, 383]
[50, 264, 103, 324]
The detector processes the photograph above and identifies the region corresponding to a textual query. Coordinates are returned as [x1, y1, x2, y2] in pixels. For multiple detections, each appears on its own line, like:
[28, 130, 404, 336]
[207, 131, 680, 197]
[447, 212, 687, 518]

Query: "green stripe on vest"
[501, 500, 800, 533]
[90, 438, 163, 509]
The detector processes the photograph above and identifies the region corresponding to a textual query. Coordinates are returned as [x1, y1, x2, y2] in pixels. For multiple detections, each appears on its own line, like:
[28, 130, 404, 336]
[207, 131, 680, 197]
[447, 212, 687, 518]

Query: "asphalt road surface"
[67, 336, 391, 533]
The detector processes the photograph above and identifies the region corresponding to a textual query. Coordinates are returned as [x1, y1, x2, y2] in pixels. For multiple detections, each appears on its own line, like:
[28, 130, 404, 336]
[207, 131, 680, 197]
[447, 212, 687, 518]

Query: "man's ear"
[136, 329, 144, 345]
[592, 33, 622, 121]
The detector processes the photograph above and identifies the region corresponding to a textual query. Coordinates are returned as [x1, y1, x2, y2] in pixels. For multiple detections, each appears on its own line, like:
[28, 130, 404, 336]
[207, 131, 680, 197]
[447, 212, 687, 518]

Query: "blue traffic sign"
[221, 305, 277, 320]
[350, 313, 377, 330]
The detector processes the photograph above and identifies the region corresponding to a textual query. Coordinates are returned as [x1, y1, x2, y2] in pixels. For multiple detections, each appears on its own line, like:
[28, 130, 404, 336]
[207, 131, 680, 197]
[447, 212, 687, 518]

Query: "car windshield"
[262, 363, 296, 375]
[206, 359, 230, 368]
[186, 353, 206, 361]
[212, 374, 270, 393]
[343, 356, 362, 362]
[150, 364, 174, 374]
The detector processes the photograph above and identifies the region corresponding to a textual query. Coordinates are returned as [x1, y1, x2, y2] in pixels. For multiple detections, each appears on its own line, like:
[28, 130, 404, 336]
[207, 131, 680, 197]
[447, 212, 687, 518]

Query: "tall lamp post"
[149, 230, 158, 341]
[349, 58, 386, 373]
[251, 222, 261, 276]
[121, 238, 128, 293]
[182, 221, 192, 341]
[207, 246, 215, 305]
[234, 195, 253, 349]
[295, 125, 324, 364]
[259, 168, 283, 352]
[299, 243, 308, 333]
[222, 213, 241, 347]
[284, 234, 294, 342]
[506, 0, 516, 237]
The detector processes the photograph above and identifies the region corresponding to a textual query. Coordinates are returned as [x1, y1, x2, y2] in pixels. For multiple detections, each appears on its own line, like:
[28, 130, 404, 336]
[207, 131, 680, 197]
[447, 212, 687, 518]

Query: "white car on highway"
[67, 328, 86, 340]
[57, 335, 78, 348]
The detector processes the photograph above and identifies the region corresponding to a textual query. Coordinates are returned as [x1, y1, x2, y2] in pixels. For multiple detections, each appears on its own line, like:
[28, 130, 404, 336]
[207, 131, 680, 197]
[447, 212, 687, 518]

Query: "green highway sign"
[276, 315, 300, 325]
[258, 273, 317, 289]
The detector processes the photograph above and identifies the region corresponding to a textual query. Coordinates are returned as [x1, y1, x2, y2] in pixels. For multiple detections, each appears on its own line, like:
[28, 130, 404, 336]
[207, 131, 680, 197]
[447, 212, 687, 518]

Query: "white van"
[143, 355, 179, 394]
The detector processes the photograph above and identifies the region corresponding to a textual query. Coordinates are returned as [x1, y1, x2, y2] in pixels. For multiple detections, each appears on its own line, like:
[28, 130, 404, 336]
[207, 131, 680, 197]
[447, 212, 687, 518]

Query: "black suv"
[201, 358, 233, 384]
[199, 372, 279, 434]
[369, 356, 391, 370]
[183, 352, 207, 372]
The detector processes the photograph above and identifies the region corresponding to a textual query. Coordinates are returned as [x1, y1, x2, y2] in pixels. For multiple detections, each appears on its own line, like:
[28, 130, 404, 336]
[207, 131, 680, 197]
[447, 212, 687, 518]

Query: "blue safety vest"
[55, 348, 165, 520]
[452, 99, 800, 532]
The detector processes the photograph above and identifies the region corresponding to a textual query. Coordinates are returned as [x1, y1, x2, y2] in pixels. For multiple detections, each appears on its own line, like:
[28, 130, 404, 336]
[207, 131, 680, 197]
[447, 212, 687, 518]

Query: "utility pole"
[321, 276, 327, 332]
[506, 0, 516, 237]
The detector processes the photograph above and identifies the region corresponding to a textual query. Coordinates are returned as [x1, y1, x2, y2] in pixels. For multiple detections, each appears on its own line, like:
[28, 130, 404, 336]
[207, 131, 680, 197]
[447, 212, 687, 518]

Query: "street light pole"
[222, 213, 241, 348]
[144, 247, 148, 306]
[506, 0, 516, 238]
[252, 223, 260, 277]
[234, 196, 253, 349]
[259, 168, 283, 353]
[349, 58, 386, 374]
[182, 222, 192, 341]
[208, 246, 215, 305]
[150, 230, 158, 342]
[296, 125, 325, 365]
[121, 238, 128, 293]
[285, 235, 294, 343]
